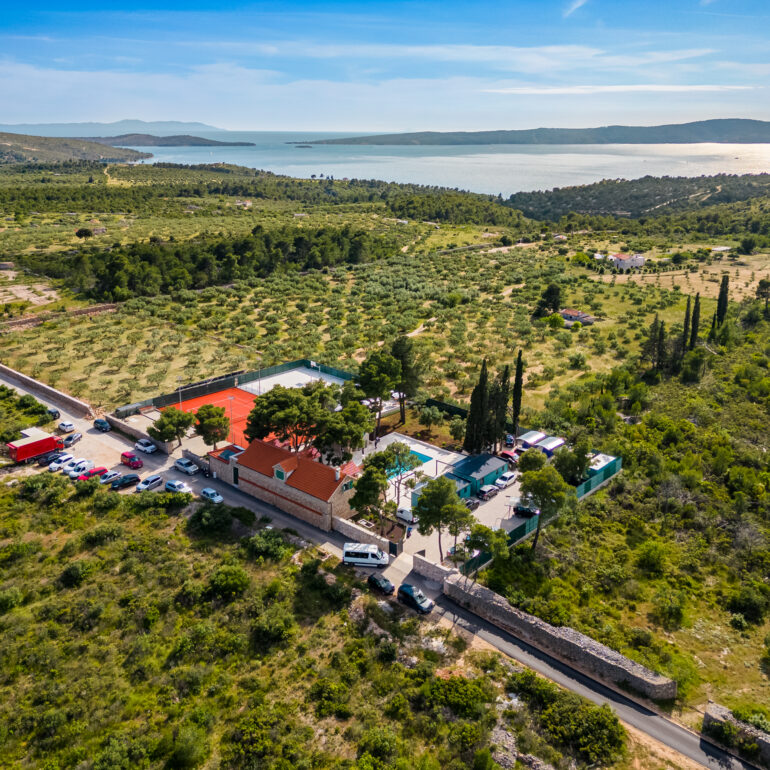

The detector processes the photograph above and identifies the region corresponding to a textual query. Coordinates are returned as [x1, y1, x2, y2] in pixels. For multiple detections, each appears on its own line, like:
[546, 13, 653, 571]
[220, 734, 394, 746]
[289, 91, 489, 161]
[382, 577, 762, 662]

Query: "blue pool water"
[388, 450, 432, 478]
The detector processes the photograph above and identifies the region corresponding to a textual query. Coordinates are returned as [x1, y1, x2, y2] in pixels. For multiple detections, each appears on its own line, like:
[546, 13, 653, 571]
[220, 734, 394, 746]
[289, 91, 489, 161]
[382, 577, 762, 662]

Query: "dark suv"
[93, 418, 111, 432]
[514, 500, 540, 518]
[397, 583, 434, 614]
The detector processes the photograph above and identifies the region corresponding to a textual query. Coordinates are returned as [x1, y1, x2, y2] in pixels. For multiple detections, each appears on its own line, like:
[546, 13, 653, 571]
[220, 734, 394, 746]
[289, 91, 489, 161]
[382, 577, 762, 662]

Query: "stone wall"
[105, 414, 175, 455]
[0, 363, 93, 418]
[703, 702, 770, 768]
[412, 553, 457, 583]
[331, 516, 390, 551]
[444, 574, 677, 701]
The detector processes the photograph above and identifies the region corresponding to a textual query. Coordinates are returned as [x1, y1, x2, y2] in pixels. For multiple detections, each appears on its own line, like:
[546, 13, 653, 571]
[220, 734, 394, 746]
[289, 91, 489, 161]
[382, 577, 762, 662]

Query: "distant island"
[297, 118, 770, 146]
[0, 132, 151, 165]
[0, 119, 223, 137]
[79, 134, 256, 147]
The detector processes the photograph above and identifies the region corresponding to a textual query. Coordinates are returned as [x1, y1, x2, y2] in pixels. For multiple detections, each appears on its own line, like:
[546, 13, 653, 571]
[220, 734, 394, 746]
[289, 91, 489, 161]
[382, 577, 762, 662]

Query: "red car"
[76, 466, 108, 481]
[120, 451, 144, 469]
[499, 450, 519, 466]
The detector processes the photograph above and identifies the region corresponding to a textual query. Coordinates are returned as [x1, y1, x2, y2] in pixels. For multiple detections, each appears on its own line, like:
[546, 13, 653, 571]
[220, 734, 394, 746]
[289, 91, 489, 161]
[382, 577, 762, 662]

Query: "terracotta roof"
[236, 438, 350, 502]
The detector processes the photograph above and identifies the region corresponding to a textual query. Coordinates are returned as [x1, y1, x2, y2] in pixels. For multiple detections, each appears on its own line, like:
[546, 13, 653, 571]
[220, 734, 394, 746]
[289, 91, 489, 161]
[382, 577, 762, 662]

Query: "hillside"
[505, 173, 770, 220]
[303, 118, 770, 145]
[0, 132, 151, 164]
[0, 119, 222, 137]
[81, 134, 256, 147]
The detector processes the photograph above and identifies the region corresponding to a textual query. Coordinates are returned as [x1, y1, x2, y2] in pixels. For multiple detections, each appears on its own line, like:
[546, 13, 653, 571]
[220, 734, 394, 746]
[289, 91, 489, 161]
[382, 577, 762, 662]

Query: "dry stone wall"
[444, 573, 676, 701]
[105, 414, 175, 455]
[703, 702, 770, 767]
[0, 363, 93, 417]
[412, 553, 457, 583]
[331, 516, 390, 551]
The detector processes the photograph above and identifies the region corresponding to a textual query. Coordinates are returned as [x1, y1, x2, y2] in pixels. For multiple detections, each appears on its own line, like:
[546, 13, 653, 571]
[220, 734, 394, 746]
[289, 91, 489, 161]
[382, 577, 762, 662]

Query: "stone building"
[210, 439, 355, 531]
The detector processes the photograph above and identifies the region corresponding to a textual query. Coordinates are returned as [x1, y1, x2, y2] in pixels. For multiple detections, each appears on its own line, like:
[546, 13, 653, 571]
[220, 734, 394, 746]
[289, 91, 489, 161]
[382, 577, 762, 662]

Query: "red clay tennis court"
[166, 387, 256, 446]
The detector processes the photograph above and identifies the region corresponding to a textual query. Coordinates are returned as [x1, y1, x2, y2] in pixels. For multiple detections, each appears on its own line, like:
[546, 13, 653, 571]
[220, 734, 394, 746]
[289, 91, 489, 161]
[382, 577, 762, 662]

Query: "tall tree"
[357, 351, 402, 439]
[689, 293, 701, 350]
[511, 350, 524, 442]
[534, 282, 562, 317]
[414, 475, 470, 563]
[312, 400, 374, 465]
[716, 275, 730, 326]
[488, 365, 510, 453]
[708, 312, 717, 341]
[519, 466, 573, 551]
[194, 403, 230, 450]
[148, 407, 196, 448]
[680, 296, 691, 364]
[756, 278, 770, 314]
[463, 359, 488, 454]
[350, 466, 389, 534]
[655, 320, 667, 372]
[390, 335, 421, 423]
[364, 442, 423, 506]
[641, 315, 661, 367]
[244, 384, 321, 452]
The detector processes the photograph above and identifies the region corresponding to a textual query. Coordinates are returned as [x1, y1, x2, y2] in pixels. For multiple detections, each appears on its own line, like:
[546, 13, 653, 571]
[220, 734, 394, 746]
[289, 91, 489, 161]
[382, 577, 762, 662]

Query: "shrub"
[59, 560, 94, 588]
[81, 523, 123, 548]
[652, 587, 686, 629]
[0, 586, 23, 614]
[251, 603, 296, 649]
[727, 584, 769, 625]
[419, 675, 494, 719]
[188, 503, 233, 535]
[357, 727, 399, 760]
[245, 529, 294, 561]
[208, 565, 249, 600]
[308, 678, 351, 718]
[636, 541, 667, 576]
[168, 724, 209, 769]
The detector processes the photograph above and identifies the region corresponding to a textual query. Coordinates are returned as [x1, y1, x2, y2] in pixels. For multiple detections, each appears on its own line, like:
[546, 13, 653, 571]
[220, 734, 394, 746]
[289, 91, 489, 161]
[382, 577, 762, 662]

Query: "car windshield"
[414, 590, 427, 602]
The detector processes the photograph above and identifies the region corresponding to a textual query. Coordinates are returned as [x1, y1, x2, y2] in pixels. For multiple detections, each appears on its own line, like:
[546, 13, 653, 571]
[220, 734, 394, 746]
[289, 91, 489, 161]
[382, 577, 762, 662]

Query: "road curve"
[435, 597, 758, 770]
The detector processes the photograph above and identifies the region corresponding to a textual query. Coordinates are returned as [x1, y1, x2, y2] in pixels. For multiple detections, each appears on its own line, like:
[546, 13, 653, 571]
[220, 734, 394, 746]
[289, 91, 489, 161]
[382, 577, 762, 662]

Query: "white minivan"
[342, 542, 389, 568]
[396, 507, 418, 525]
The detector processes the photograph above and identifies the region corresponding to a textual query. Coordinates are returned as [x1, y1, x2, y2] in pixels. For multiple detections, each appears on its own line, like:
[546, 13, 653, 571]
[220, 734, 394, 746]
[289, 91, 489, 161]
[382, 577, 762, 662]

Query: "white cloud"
[564, 0, 589, 18]
[485, 84, 756, 95]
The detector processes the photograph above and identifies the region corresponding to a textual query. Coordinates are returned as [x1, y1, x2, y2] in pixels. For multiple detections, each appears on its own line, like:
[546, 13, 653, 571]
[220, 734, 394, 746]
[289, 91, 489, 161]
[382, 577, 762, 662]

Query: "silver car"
[136, 474, 163, 492]
[48, 453, 74, 472]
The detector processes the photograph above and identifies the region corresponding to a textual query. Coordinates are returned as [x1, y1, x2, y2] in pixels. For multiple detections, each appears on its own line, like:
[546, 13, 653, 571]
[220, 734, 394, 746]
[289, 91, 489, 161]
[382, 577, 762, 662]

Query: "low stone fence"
[444, 573, 677, 701]
[182, 449, 211, 472]
[703, 702, 770, 767]
[332, 515, 390, 552]
[0, 303, 117, 331]
[412, 553, 457, 583]
[0, 363, 93, 418]
[105, 414, 175, 455]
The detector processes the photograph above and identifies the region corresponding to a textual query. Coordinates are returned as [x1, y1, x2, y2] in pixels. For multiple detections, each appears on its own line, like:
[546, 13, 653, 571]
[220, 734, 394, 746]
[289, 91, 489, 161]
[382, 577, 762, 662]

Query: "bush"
[208, 565, 249, 600]
[168, 724, 209, 769]
[59, 560, 94, 588]
[727, 584, 769, 625]
[0, 586, 23, 614]
[188, 503, 233, 535]
[251, 602, 296, 649]
[308, 678, 351, 718]
[357, 727, 399, 760]
[419, 675, 494, 719]
[245, 529, 294, 561]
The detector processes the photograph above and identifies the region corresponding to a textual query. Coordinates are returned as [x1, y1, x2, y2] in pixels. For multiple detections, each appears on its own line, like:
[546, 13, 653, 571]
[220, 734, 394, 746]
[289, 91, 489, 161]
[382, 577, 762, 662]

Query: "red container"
[7, 432, 64, 463]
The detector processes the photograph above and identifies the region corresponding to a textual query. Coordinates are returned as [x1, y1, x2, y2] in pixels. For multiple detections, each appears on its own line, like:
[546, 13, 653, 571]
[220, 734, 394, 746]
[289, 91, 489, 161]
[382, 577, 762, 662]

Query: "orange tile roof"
[236, 439, 350, 502]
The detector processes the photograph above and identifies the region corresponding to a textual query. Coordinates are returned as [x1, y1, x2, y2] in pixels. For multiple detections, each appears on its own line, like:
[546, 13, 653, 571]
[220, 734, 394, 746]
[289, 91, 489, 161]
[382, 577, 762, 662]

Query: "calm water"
[127, 131, 770, 196]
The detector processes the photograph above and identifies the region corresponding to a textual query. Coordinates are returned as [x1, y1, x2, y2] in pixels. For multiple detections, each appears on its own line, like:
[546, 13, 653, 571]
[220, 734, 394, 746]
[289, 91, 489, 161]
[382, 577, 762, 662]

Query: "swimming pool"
[387, 449, 432, 478]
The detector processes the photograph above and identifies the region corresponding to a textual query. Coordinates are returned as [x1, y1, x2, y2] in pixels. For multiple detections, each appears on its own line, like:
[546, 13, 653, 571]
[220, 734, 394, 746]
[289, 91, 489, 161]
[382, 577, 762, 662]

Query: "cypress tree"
[689, 293, 700, 350]
[680, 296, 691, 363]
[511, 350, 524, 443]
[708, 312, 717, 341]
[488, 365, 510, 453]
[463, 359, 488, 455]
[716, 275, 730, 326]
[656, 320, 666, 371]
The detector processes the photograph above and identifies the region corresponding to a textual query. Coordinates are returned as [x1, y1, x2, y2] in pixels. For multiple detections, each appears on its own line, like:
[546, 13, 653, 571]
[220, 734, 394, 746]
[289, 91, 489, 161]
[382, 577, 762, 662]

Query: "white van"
[396, 507, 418, 525]
[342, 542, 389, 568]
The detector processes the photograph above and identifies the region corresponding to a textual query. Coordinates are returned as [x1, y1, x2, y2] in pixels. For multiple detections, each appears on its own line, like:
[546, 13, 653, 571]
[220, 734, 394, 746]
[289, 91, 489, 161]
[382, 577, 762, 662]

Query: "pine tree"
[511, 350, 524, 442]
[463, 359, 488, 455]
[716, 275, 730, 326]
[680, 296, 691, 364]
[689, 293, 700, 350]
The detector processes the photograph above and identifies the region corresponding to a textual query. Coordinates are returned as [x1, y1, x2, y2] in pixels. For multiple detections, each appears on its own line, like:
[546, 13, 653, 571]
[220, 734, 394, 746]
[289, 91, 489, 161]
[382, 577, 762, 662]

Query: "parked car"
[76, 467, 108, 481]
[477, 484, 499, 501]
[99, 470, 121, 485]
[504, 433, 515, 447]
[58, 421, 75, 434]
[397, 583, 434, 614]
[200, 487, 224, 504]
[93, 418, 111, 432]
[111, 473, 140, 490]
[495, 471, 517, 490]
[60, 457, 86, 475]
[62, 432, 82, 448]
[165, 479, 192, 494]
[464, 497, 480, 512]
[135, 438, 157, 454]
[513, 500, 540, 518]
[498, 450, 518, 466]
[342, 542, 389, 568]
[39, 451, 63, 467]
[120, 451, 143, 469]
[47, 407, 61, 420]
[48, 453, 74, 472]
[136, 474, 163, 492]
[68, 459, 94, 479]
[174, 458, 200, 475]
[367, 573, 395, 595]
[396, 507, 418, 525]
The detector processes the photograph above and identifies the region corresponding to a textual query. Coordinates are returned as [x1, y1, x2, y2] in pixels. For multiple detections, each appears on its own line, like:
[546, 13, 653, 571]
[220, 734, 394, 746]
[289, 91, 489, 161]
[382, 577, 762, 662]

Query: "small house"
[450, 453, 508, 493]
[588, 453, 616, 476]
[519, 430, 547, 449]
[559, 308, 595, 326]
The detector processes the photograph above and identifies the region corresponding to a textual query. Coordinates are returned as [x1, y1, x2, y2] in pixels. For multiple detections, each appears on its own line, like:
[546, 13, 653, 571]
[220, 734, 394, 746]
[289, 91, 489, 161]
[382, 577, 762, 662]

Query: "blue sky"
[1, 0, 769, 130]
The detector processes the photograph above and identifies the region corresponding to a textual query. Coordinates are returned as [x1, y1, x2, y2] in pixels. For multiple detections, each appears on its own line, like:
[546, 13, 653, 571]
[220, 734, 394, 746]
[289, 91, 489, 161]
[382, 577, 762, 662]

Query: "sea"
[126, 131, 770, 196]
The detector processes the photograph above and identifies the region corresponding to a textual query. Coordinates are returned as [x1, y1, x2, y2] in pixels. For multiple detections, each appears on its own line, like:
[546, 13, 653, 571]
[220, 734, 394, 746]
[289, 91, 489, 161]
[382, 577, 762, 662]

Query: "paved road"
[1, 372, 758, 770]
[436, 597, 757, 770]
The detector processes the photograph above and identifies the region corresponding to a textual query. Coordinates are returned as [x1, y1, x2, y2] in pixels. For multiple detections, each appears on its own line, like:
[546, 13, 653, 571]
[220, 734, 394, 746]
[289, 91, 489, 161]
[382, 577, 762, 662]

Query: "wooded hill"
[303, 118, 770, 146]
[80, 134, 255, 147]
[0, 132, 151, 165]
